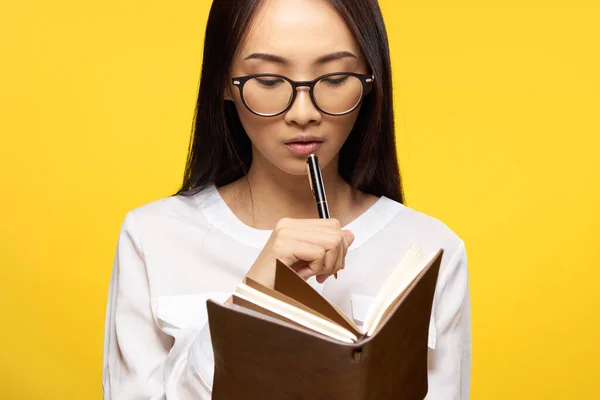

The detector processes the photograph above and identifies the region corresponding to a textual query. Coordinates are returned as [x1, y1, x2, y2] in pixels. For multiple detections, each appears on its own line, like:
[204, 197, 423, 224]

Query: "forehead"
[240, 0, 362, 62]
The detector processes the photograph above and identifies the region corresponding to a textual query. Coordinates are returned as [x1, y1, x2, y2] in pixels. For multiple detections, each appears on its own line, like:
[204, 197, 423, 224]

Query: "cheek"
[339, 111, 360, 135]
[233, 101, 278, 145]
[329, 108, 362, 145]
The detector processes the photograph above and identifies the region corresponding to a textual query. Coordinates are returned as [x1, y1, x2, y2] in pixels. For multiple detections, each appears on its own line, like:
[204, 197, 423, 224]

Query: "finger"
[287, 241, 330, 277]
[334, 231, 354, 279]
[272, 223, 347, 279]
[296, 265, 314, 279]
[316, 273, 329, 284]
[322, 240, 339, 275]
[337, 232, 344, 272]
[276, 226, 338, 245]
[278, 218, 343, 231]
[316, 270, 340, 283]
[317, 236, 344, 283]
[342, 230, 355, 247]
[274, 234, 323, 266]
[301, 231, 348, 281]
[341, 231, 352, 269]
[280, 230, 343, 272]
[289, 260, 321, 280]
[276, 226, 344, 246]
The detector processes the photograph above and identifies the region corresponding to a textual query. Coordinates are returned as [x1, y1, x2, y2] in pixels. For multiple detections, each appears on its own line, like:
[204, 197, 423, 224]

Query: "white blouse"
[102, 184, 471, 399]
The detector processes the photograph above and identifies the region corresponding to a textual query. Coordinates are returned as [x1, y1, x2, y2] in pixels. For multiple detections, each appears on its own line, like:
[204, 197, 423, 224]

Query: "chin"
[274, 158, 312, 176]
[278, 153, 337, 177]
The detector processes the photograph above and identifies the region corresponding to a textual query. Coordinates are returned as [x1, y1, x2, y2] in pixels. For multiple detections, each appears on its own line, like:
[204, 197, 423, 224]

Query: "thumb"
[342, 230, 355, 246]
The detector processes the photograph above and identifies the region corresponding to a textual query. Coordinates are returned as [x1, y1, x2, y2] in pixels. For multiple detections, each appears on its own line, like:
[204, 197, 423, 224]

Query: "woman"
[102, 0, 471, 398]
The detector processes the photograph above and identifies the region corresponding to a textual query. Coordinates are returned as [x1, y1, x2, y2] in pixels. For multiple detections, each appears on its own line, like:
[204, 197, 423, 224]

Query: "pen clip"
[306, 161, 316, 199]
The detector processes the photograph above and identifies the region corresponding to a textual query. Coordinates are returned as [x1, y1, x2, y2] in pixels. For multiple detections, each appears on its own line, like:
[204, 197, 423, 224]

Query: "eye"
[256, 77, 285, 88]
[322, 76, 350, 86]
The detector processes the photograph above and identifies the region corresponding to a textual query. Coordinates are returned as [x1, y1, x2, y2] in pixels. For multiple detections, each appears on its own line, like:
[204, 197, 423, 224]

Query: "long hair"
[176, 0, 404, 203]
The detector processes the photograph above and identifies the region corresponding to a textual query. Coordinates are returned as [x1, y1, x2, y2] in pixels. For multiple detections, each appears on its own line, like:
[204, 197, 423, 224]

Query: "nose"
[284, 87, 322, 126]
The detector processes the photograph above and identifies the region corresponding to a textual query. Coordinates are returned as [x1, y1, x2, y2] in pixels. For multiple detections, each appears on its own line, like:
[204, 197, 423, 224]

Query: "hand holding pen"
[244, 154, 354, 287]
[306, 154, 351, 280]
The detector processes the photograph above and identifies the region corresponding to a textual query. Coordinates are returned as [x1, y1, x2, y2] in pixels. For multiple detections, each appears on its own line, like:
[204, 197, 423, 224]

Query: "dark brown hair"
[176, 0, 403, 203]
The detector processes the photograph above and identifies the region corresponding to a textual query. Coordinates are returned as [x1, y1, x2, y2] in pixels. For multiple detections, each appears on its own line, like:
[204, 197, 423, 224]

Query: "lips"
[284, 135, 324, 155]
[284, 135, 324, 145]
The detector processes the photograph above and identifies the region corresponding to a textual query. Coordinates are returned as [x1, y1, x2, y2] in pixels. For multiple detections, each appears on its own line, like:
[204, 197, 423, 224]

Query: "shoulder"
[382, 197, 466, 259]
[124, 194, 197, 225]
[118, 189, 212, 242]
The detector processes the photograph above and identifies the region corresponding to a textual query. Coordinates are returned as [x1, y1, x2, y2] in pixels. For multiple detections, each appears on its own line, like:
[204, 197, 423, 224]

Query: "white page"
[362, 245, 423, 332]
[366, 250, 438, 336]
[235, 283, 358, 343]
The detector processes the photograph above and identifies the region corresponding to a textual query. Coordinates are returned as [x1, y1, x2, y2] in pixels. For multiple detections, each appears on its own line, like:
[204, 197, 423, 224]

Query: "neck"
[230, 152, 355, 230]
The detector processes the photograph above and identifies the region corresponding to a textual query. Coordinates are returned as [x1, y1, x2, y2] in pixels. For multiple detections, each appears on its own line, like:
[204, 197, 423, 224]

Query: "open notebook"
[206, 246, 444, 400]
[232, 246, 440, 343]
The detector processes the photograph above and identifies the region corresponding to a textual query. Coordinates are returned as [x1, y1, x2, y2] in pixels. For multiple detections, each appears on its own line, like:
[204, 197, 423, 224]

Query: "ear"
[224, 84, 234, 101]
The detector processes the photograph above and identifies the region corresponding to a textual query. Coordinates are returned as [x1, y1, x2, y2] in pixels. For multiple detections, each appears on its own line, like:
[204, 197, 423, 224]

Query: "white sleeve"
[102, 211, 215, 400]
[102, 211, 174, 399]
[425, 241, 472, 400]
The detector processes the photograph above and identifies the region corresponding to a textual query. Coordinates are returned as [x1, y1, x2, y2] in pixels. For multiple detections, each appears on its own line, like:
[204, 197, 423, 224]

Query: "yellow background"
[1, 0, 598, 398]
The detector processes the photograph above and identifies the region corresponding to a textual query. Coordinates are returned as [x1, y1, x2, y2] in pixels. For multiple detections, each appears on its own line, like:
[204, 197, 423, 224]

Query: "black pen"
[306, 154, 337, 279]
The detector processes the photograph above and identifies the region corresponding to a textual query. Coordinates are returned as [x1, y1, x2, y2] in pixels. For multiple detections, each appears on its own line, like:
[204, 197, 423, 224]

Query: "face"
[225, 0, 370, 176]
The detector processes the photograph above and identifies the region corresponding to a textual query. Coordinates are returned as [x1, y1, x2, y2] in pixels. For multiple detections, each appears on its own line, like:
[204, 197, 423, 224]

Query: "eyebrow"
[243, 51, 358, 65]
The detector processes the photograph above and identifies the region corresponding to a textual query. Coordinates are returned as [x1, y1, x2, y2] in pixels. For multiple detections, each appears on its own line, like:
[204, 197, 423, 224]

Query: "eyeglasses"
[231, 72, 375, 117]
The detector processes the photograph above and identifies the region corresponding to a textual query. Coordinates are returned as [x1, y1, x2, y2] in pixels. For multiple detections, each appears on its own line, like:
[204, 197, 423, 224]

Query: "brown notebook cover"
[207, 249, 442, 400]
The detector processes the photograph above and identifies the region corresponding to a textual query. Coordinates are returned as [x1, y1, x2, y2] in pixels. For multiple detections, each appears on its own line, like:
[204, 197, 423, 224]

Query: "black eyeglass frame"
[230, 72, 375, 117]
